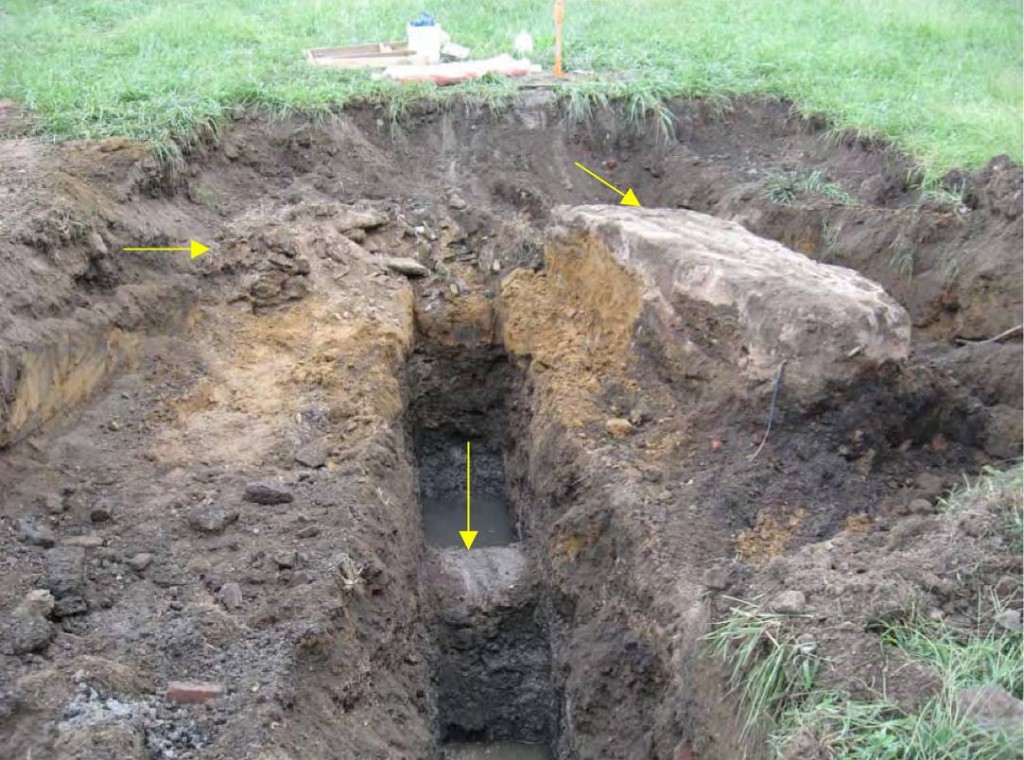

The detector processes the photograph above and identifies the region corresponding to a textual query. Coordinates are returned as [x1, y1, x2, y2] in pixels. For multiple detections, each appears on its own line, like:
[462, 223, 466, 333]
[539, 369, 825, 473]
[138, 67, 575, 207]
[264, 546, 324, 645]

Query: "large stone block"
[548, 206, 911, 398]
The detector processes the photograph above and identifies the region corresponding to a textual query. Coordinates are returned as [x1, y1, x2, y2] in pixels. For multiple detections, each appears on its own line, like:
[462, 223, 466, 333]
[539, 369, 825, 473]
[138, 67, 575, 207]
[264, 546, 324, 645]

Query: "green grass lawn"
[1, 0, 1021, 175]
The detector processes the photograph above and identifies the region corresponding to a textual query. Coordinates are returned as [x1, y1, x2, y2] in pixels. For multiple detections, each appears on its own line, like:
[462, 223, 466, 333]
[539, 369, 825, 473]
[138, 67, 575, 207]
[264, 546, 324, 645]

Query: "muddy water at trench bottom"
[443, 743, 553, 759]
[421, 491, 515, 548]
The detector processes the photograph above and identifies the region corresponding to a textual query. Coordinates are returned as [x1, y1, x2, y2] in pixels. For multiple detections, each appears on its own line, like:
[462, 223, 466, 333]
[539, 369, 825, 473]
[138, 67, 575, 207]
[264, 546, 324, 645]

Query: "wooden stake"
[554, 0, 565, 77]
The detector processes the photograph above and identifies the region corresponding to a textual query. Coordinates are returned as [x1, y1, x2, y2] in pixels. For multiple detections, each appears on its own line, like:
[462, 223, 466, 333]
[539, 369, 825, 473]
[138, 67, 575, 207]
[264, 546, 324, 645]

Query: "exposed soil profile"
[0, 93, 1020, 760]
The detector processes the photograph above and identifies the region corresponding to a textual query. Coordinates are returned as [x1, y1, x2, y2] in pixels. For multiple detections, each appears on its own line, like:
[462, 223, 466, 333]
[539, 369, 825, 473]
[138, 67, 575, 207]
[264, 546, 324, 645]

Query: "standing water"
[443, 743, 553, 759]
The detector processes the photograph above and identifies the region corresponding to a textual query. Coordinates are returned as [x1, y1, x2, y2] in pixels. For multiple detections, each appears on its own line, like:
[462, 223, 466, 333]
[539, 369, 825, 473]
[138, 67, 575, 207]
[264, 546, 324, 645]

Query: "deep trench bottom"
[410, 341, 557, 759]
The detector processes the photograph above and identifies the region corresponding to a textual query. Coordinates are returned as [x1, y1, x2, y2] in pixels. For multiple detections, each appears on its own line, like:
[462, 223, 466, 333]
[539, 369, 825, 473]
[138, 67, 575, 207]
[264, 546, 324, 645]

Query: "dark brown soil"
[0, 93, 1020, 760]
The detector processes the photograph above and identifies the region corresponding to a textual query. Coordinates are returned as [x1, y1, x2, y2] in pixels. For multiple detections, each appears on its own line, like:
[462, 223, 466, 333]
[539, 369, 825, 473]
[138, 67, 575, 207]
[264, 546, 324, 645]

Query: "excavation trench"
[408, 338, 557, 759]
[0, 97, 1019, 760]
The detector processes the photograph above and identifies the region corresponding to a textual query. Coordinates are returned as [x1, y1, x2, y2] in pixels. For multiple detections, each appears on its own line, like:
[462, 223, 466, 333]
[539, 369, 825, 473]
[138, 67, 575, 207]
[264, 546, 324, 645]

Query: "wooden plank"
[304, 42, 416, 69]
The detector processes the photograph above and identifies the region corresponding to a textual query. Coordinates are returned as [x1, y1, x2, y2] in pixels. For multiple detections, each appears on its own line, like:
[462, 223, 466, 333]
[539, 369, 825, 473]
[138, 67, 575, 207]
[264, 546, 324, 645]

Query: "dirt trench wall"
[0, 284, 196, 447]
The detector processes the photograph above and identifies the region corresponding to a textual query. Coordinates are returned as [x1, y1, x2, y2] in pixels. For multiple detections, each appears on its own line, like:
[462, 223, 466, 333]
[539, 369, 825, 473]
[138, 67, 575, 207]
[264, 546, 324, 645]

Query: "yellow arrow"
[459, 441, 478, 550]
[574, 162, 641, 206]
[123, 239, 211, 259]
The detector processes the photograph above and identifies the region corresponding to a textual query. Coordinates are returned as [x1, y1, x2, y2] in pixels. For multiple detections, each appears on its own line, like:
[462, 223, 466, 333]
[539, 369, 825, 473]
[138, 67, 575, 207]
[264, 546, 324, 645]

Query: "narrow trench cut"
[407, 338, 556, 760]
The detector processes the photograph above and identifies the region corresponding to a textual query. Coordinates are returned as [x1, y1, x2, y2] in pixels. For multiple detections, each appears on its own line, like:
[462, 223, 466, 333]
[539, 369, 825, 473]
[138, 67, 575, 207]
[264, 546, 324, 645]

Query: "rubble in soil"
[0, 93, 1020, 760]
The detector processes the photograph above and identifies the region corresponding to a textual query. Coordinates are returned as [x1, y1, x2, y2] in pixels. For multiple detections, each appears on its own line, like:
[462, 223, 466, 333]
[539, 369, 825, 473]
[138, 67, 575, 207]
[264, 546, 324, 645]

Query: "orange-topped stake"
[554, 0, 565, 77]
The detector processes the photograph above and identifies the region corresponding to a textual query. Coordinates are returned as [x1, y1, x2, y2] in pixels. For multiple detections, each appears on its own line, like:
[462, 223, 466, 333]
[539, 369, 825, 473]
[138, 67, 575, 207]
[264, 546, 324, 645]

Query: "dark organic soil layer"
[0, 93, 1020, 760]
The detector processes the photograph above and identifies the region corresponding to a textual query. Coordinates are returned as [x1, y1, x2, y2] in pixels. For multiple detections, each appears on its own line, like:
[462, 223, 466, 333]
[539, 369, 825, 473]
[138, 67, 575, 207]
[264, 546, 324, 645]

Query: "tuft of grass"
[0, 0, 1020, 173]
[939, 464, 1024, 551]
[705, 600, 820, 740]
[765, 174, 800, 205]
[765, 169, 855, 206]
[920, 180, 970, 211]
[889, 239, 917, 283]
[771, 611, 1023, 760]
[938, 248, 966, 287]
[885, 610, 1022, 699]
[813, 219, 843, 264]
[773, 690, 1019, 760]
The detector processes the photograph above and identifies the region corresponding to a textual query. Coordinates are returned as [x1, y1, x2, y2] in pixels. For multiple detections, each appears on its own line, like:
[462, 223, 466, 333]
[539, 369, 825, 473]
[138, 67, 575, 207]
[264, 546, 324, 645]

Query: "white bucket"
[407, 23, 443, 64]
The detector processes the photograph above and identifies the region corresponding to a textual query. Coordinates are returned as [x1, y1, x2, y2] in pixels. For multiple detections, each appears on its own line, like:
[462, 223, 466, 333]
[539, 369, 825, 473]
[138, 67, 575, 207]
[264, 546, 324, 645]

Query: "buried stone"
[187, 507, 239, 534]
[16, 518, 56, 548]
[0, 612, 55, 655]
[243, 481, 294, 505]
[547, 206, 911, 399]
[294, 441, 328, 469]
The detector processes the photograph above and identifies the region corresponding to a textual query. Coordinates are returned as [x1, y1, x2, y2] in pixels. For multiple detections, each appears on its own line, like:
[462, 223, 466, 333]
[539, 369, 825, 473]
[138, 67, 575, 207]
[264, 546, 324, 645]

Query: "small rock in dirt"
[1, 612, 55, 654]
[335, 207, 388, 231]
[955, 684, 1024, 743]
[272, 551, 297, 569]
[287, 571, 314, 587]
[605, 418, 633, 437]
[983, 404, 1024, 460]
[15, 518, 56, 548]
[770, 590, 808, 615]
[127, 553, 153, 572]
[187, 507, 240, 534]
[629, 404, 651, 426]
[15, 589, 55, 620]
[994, 609, 1023, 633]
[89, 499, 114, 523]
[701, 565, 732, 591]
[907, 498, 934, 515]
[296, 525, 320, 539]
[165, 681, 224, 704]
[914, 472, 946, 498]
[796, 634, 817, 656]
[41, 494, 67, 514]
[385, 257, 430, 278]
[447, 193, 468, 210]
[53, 596, 89, 618]
[995, 575, 1020, 597]
[45, 546, 86, 599]
[294, 441, 328, 469]
[218, 582, 243, 610]
[243, 482, 293, 505]
[62, 534, 104, 548]
[85, 230, 108, 257]
[362, 559, 388, 593]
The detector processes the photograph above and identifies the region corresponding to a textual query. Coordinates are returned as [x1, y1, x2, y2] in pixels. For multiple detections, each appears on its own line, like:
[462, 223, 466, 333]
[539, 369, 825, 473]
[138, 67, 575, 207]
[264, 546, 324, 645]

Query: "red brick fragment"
[165, 681, 224, 704]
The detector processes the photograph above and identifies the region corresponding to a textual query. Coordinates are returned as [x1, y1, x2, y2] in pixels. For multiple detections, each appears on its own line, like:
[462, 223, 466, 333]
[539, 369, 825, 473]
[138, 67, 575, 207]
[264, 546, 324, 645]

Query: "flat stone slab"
[429, 546, 529, 608]
[549, 206, 911, 397]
